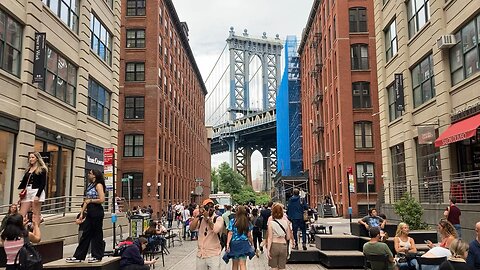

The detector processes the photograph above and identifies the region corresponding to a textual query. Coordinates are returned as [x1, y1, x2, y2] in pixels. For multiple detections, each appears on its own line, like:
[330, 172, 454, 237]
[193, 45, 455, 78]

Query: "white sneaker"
[66, 257, 81, 263]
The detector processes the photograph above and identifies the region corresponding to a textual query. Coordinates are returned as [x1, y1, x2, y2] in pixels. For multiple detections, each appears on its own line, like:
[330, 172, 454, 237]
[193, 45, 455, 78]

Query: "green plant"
[393, 193, 429, 230]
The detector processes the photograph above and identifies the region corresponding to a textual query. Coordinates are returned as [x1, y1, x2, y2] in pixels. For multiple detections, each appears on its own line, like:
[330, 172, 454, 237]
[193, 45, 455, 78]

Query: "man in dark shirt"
[467, 222, 480, 269]
[260, 201, 273, 250]
[445, 197, 462, 239]
[120, 237, 157, 270]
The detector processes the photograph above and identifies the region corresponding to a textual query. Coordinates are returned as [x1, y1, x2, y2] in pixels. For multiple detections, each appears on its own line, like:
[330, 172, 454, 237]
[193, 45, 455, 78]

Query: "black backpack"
[113, 243, 132, 257]
[254, 215, 263, 229]
[14, 238, 42, 270]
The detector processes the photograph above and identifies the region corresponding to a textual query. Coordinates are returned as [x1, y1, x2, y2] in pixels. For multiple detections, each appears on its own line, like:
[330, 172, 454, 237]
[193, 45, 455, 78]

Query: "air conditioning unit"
[437, 35, 456, 49]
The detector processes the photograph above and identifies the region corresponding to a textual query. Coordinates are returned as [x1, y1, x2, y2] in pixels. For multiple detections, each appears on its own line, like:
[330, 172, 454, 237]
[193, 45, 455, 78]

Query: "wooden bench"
[43, 256, 120, 270]
[0, 239, 64, 267]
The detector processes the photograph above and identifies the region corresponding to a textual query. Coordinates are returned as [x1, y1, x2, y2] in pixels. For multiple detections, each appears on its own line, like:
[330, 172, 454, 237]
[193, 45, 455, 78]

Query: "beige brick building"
[374, 0, 480, 236]
[0, 0, 120, 206]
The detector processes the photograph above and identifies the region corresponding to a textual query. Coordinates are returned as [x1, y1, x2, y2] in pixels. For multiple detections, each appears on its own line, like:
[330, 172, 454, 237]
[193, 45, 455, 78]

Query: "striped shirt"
[4, 238, 24, 264]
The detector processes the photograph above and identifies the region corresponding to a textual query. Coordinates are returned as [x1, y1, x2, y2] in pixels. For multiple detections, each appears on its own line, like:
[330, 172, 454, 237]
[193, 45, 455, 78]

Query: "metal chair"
[416, 256, 447, 270]
[364, 253, 390, 270]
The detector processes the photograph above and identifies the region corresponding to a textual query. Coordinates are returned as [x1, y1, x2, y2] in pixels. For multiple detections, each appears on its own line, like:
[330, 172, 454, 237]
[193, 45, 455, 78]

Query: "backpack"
[14, 238, 42, 270]
[113, 243, 132, 257]
[254, 215, 263, 229]
[214, 214, 233, 250]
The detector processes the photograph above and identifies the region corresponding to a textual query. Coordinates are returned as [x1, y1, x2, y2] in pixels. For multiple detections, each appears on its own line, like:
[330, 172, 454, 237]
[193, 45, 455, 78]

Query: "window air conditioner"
[437, 35, 456, 49]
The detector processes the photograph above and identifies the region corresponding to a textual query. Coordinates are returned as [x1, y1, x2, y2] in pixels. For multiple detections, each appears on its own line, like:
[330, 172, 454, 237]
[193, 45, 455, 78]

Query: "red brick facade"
[118, 0, 211, 215]
[299, 0, 382, 217]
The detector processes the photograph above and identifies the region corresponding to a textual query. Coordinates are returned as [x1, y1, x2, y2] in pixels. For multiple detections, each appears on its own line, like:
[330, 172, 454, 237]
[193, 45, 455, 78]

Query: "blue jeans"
[453, 224, 462, 239]
[291, 219, 306, 246]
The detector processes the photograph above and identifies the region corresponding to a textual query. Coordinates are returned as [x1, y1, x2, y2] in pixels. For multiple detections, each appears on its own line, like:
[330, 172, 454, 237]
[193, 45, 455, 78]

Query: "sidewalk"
[62, 218, 356, 269]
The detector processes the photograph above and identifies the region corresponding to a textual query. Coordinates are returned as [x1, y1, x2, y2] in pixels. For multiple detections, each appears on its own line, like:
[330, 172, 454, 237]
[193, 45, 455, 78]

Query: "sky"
[172, 0, 314, 174]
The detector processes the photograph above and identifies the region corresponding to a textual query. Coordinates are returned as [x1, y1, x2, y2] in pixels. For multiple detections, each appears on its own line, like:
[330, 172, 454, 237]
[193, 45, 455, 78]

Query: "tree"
[393, 193, 429, 230]
[232, 185, 256, 205]
[217, 162, 244, 194]
[255, 192, 271, 206]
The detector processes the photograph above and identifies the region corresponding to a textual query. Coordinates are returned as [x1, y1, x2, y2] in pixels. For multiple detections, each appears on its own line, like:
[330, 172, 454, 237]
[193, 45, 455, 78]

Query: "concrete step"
[318, 250, 365, 268]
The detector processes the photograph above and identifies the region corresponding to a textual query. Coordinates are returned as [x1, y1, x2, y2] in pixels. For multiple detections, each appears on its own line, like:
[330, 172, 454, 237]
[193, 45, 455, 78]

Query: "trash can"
[130, 214, 151, 238]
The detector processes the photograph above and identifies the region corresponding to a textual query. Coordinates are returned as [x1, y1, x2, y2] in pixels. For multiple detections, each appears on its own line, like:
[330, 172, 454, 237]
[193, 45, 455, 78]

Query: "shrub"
[393, 193, 429, 230]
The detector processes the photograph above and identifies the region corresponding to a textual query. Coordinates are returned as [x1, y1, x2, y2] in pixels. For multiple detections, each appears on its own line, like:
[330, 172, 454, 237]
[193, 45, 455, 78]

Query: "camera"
[27, 211, 33, 222]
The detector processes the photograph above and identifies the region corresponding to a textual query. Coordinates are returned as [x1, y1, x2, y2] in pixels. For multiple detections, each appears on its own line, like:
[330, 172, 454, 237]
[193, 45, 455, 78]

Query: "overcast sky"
[173, 0, 313, 173]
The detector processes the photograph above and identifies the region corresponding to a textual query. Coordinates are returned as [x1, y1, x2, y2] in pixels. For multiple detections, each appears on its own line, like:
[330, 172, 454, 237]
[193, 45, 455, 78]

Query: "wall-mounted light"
[146, 182, 151, 196]
[156, 182, 161, 199]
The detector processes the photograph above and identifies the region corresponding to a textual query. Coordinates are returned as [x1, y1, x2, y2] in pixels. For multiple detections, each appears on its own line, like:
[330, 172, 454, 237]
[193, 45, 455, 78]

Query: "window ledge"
[125, 15, 147, 19]
[37, 90, 77, 112]
[0, 69, 22, 85]
[124, 81, 146, 84]
[350, 32, 369, 36]
[122, 156, 144, 159]
[450, 72, 480, 96]
[353, 108, 374, 112]
[87, 115, 110, 129]
[89, 49, 113, 72]
[354, 148, 375, 152]
[124, 118, 144, 122]
[385, 53, 399, 68]
[412, 98, 436, 115]
[351, 69, 371, 72]
[387, 116, 403, 128]
[125, 47, 146, 51]
[443, 0, 456, 10]
[407, 21, 432, 47]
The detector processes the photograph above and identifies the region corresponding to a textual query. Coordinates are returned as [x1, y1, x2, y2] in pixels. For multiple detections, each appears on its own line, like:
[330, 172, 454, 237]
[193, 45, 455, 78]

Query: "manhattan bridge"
[205, 27, 284, 191]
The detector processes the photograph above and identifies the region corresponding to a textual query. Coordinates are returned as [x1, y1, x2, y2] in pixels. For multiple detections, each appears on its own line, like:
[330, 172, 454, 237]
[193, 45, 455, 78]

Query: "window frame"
[352, 81, 371, 109]
[125, 62, 145, 81]
[123, 134, 144, 157]
[349, 7, 367, 33]
[121, 172, 143, 199]
[351, 44, 369, 70]
[385, 19, 398, 62]
[40, 45, 77, 106]
[90, 14, 112, 65]
[391, 144, 407, 201]
[0, 10, 22, 77]
[126, 29, 145, 48]
[88, 79, 111, 124]
[407, 0, 430, 38]
[126, 0, 146, 16]
[411, 54, 435, 108]
[42, 0, 79, 33]
[354, 121, 373, 149]
[124, 96, 145, 119]
[387, 83, 402, 121]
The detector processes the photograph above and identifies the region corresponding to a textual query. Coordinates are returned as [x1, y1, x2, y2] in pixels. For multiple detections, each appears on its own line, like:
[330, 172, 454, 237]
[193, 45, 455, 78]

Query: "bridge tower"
[225, 27, 283, 189]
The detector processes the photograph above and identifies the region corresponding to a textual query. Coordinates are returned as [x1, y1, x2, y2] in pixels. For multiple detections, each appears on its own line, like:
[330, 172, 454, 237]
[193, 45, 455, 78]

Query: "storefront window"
[0, 131, 15, 205]
[416, 137, 442, 203]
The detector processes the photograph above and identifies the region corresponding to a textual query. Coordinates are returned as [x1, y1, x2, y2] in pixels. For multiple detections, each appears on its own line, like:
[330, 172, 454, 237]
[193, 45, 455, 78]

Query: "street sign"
[195, 186, 203, 195]
[121, 178, 129, 182]
[128, 175, 133, 180]
[195, 178, 204, 182]
[362, 172, 373, 177]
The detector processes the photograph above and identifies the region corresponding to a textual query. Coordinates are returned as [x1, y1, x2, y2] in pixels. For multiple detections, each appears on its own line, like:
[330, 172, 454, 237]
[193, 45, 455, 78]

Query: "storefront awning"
[435, 113, 480, 147]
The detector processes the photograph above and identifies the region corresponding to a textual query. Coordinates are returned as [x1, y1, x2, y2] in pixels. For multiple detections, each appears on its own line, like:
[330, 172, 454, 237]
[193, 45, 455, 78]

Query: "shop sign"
[349, 173, 355, 193]
[103, 148, 114, 166]
[418, 126, 436, 144]
[86, 155, 104, 166]
[451, 102, 480, 123]
[394, 73, 404, 111]
[103, 148, 114, 191]
[33, 33, 46, 84]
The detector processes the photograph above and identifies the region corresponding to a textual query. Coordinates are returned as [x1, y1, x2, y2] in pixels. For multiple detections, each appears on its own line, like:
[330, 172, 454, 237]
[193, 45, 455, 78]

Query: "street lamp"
[156, 182, 161, 199]
[146, 182, 151, 196]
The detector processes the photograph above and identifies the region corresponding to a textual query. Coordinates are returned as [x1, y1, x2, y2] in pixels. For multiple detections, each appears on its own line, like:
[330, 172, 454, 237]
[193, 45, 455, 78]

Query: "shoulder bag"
[19, 173, 33, 200]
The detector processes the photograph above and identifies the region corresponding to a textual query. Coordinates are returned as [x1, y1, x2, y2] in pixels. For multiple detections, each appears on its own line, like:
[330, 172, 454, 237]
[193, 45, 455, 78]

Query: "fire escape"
[311, 30, 326, 204]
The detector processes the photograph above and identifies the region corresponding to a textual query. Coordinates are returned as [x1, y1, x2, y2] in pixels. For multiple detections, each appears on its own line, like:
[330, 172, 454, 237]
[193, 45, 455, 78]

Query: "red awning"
[435, 113, 480, 147]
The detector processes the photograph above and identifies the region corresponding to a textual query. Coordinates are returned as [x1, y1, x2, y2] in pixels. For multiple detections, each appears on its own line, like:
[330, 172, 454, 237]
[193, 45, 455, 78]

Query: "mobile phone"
[424, 240, 430, 244]
[27, 211, 33, 222]
[154, 257, 160, 260]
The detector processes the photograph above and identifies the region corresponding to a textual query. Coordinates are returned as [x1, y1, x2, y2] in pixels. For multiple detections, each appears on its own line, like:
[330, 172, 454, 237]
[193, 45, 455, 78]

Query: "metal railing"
[385, 170, 480, 204]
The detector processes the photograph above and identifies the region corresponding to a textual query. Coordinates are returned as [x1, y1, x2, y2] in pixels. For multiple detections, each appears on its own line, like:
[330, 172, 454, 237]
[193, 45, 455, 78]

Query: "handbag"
[303, 210, 309, 222]
[273, 219, 291, 259]
[19, 173, 33, 200]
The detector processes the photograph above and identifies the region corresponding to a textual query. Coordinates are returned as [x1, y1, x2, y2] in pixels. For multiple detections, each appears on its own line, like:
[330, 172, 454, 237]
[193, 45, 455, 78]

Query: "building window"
[385, 20, 398, 62]
[126, 0, 146, 16]
[42, 0, 79, 33]
[407, 0, 430, 37]
[126, 29, 145, 48]
[450, 15, 480, 85]
[90, 14, 112, 65]
[124, 134, 143, 157]
[387, 84, 402, 121]
[126, 62, 145, 81]
[104, 0, 113, 9]
[122, 173, 142, 199]
[416, 138, 442, 203]
[349, 7, 367, 33]
[356, 162, 375, 193]
[391, 144, 407, 201]
[125, 97, 144, 119]
[39, 46, 77, 106]
[352, 82, 371, 108]
[0, 10, 22, 76]
[412, 54, 435, 108]
[351, 44, 369, 70]
[88, 79, 111, 124]
[354, 121, 373, 148]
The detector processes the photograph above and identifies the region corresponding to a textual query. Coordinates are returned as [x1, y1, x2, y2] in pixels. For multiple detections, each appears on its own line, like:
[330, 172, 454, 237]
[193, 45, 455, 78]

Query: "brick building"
[118, 0, 211, 215]
[299, 0, 382, 217]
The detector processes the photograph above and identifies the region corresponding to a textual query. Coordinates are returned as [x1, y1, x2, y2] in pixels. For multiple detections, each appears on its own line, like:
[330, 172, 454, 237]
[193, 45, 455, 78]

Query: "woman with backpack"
[66, 169, 106, 263]
[251, 208, 263, 257]
[223, 205, 255, 270]
[1, 214, 41, 270]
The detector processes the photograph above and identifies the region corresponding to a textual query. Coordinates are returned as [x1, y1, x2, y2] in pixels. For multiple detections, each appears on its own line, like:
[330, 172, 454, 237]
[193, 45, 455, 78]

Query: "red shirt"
[447, 205, 461, 225]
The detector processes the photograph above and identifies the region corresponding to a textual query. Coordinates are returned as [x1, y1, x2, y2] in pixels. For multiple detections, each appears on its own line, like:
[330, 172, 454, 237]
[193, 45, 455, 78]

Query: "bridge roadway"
[59, 217, 354, 270]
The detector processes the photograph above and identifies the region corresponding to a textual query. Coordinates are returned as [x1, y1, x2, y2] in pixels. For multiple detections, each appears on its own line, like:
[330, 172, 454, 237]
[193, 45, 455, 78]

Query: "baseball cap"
[202, 198, 214, 206]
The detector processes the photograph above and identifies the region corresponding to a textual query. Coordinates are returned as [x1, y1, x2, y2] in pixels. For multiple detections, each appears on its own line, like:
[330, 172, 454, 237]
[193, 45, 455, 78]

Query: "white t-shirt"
[423, 246, 451, 258]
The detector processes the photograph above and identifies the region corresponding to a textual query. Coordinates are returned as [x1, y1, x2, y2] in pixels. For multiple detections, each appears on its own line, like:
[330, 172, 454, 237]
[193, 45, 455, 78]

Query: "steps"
[323, 205, 334, 218]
